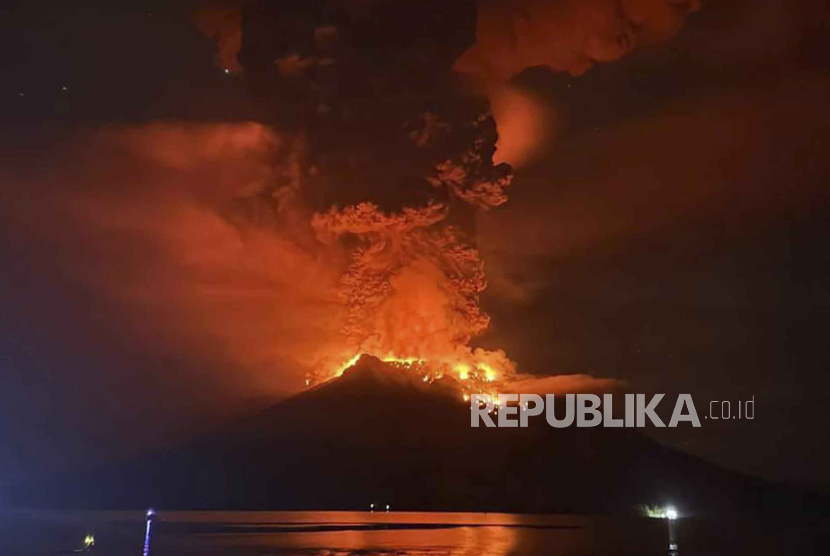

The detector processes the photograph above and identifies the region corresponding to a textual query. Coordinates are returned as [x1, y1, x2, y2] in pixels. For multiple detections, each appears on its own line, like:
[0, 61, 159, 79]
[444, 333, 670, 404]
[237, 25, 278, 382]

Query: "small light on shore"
[665, 507, 678, 520]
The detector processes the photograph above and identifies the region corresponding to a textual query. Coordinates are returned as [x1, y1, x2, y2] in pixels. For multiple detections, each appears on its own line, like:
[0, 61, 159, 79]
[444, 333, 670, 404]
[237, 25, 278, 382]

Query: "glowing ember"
[309, 349, 512, 405]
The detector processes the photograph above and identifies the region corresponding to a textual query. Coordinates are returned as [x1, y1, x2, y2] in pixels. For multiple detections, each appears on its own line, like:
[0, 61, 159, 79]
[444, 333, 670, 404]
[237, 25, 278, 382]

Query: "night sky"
[2, 0, 829, 496]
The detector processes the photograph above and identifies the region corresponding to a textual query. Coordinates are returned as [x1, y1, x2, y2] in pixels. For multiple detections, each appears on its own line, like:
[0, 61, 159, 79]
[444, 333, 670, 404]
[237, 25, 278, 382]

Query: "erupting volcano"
[5, 2, 830, 548]
[2, 0, 706, 445]
[307, 114, 517, 393]
[187, 0, 705, 400]
[16, 354, 814, 516]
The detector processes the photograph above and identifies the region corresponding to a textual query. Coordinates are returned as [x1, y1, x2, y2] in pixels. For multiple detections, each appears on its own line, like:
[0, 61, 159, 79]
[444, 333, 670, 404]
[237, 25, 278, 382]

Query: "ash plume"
[3, 0, 707, 420]
[197, 1, 702, 80]
[2, 112, 516, 397]
[456, 0, 702, 79]
[3, 124, 350, 395]
[306, 108, 516, 381]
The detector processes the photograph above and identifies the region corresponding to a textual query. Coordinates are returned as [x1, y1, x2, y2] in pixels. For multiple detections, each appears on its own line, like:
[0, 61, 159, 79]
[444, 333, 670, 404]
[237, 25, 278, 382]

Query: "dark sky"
[475, 0, 830, 488]
[2, 0, 829, 495]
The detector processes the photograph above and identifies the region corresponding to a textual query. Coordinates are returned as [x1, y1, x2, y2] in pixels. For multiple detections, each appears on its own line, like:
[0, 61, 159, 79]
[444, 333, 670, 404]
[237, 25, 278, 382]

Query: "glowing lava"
[309, 351, 506, 404]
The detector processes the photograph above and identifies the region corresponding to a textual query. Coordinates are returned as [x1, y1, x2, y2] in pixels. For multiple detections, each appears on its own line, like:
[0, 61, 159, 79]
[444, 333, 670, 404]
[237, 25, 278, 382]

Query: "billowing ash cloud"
[192, 1, 699, 171]
[456, 0, 702, 79]
[3, 113, 516, 396]
[4, 0, 705, 421]
[3, 124, 350, 396]
[308, 111, 517, 382]
[146, 0, 707, 390]
[196, 1, 701, 80]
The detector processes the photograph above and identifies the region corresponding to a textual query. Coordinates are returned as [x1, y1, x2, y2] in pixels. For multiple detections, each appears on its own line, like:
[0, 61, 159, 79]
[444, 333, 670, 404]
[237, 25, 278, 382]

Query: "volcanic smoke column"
[309, 112, 517, 382]
[192, 0, 703, 385]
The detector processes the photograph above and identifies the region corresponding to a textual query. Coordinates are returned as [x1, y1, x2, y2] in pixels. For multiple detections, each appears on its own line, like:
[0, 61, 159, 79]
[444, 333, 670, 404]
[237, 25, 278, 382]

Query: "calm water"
[0, 509, 824, 555]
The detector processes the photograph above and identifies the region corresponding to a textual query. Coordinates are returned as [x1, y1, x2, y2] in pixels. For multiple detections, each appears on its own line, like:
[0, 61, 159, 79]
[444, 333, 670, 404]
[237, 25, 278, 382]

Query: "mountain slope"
[16, 356, 822, 515]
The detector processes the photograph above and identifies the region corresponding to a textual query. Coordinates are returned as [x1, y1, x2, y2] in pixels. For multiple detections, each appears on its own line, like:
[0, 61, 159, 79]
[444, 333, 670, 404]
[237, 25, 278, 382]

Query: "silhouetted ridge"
[12, 359, 824, 516]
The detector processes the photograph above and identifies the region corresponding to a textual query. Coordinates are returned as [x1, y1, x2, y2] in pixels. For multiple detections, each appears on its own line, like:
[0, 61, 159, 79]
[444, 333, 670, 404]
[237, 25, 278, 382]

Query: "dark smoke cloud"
[473, 71, 830, 488]
[455, 0, 701, 79]
[2, 124, 349, 400]
[480, 75, 830, 305]
[197, 0, 702, 80]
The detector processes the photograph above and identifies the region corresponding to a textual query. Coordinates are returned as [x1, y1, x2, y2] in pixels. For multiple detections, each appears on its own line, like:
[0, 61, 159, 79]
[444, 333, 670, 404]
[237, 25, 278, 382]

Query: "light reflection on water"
[154, 512, 575, 555]
[2, 509, 824, 555]
[0, 510, 677, 555]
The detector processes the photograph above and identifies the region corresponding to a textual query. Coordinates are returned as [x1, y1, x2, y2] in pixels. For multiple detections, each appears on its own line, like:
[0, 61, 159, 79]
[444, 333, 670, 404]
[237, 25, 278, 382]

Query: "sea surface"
[0, 509, 824, 555]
